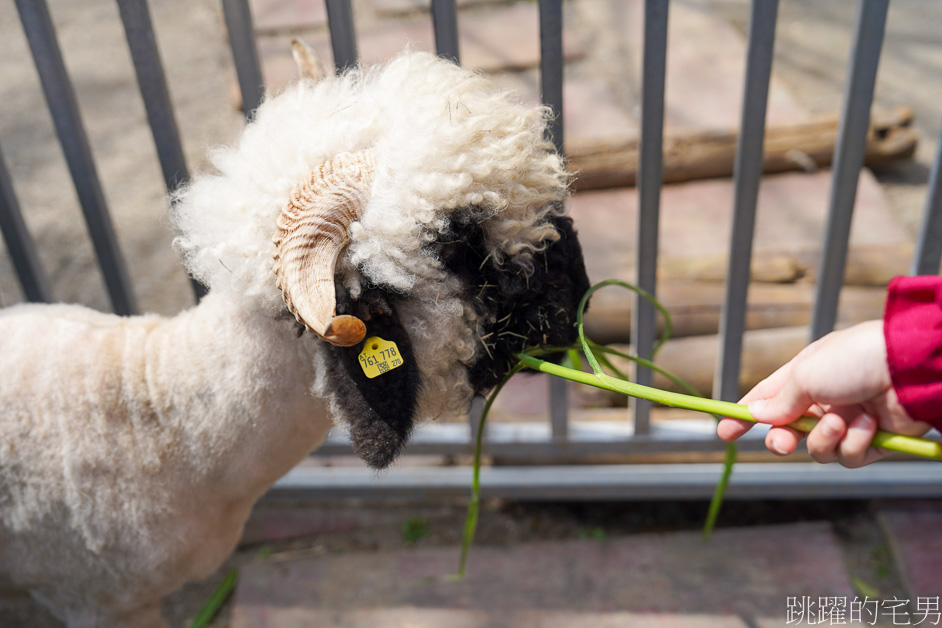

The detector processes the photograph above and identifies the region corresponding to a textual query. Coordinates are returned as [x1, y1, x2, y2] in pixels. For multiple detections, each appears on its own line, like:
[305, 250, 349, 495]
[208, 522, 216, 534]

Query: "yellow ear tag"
[358, 336, 404, 379]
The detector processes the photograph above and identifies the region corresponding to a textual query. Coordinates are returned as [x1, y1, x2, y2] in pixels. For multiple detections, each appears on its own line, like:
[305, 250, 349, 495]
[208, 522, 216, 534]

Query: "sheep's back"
[0, 305, 179, 596]
[0, 298, 332, 617]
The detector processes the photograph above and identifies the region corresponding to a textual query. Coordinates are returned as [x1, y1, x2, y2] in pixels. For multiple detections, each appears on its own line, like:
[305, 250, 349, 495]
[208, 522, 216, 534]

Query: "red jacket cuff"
[884, 275, 942, 432]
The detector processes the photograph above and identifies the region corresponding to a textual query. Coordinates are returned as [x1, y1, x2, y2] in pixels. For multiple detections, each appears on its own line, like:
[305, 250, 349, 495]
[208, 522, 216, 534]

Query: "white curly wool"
[0, 51, 569, 626]
[173, 51, 567, 418]
[174, 52, 565, 306]
[0, 294, 331, 627]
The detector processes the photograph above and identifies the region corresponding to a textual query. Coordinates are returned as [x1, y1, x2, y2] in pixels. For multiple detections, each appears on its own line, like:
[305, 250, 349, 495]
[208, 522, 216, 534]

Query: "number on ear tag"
[358, 336, 405, 379]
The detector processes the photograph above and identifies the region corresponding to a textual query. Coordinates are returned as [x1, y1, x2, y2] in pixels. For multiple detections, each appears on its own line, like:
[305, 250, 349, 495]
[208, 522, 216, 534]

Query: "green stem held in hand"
[517, 354, 942, 462]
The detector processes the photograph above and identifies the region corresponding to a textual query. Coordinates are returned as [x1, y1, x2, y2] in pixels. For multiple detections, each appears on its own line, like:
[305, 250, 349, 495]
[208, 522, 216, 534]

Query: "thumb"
[748, 380, 814, 426]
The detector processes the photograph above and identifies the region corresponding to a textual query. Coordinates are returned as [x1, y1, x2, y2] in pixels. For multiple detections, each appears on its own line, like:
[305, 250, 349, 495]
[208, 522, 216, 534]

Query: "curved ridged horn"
[273, 150, 375, 346]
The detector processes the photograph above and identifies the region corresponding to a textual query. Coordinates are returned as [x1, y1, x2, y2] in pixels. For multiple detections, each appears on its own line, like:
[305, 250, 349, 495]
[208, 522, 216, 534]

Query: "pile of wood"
[574, 109, 918, 403]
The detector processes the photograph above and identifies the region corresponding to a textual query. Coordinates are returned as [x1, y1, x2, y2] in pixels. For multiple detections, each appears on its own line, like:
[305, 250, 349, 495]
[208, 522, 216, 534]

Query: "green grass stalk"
[581, 340, 737, 537]
[188, 568, 238, 628]
[574, 282, 739, 537]
[517, 354, 942, 462]
[455, 363, 525, 578]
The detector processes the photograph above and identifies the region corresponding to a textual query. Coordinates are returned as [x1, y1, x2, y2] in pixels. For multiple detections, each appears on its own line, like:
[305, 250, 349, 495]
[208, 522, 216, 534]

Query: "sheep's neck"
[146, 292, 331, 502]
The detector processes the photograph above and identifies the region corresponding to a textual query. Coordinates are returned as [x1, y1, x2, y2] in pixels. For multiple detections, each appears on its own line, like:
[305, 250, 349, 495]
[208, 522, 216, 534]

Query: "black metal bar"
[913, 118, 942, 276]
[549, 377, 569, 441]
[632, 0, 669, 434]
[468, 394, 485, 445]
[325, 0, 358, 73]
[0, 143, 52, 303]
[713, 0, 779, 403]
[431, 0, 460, 65]
[538, 0, 568, 435]
[116, 0, 188, 192]
[221, 0, 265, 117]
[539, 0, 564, 156]
[810, 0, 888, 341]
[117, 0, 205, 301]
[16, 0, 138, 315]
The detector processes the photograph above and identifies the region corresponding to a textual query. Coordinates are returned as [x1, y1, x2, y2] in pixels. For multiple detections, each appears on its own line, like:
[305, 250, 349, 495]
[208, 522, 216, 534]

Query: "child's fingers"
[716, 417, 753, 441]
[764, 425, 804, 456]
[719, 360, 800, 442]
[805, 414, 847, 464]
[748, 371, 819, 426]
[836, 413, 879, 468]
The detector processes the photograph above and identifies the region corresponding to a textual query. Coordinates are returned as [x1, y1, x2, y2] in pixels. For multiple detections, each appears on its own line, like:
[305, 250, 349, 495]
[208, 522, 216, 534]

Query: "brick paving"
[878, 500, 942, 600]
[231, 521, 853, 627]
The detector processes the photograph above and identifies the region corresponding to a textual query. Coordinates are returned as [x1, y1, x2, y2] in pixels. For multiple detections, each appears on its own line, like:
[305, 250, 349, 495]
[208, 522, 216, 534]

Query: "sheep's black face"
[320, 206, 589, 470]
[439, 206, 591, 392]
[319, 285, 420, 469]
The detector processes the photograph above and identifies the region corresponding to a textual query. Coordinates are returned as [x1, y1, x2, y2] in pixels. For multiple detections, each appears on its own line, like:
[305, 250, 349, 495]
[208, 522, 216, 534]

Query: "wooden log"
[582, 281, 887, 344]
[659, 251, 807, 284]
[566, 106, 918, 192]
[658, 242, 914, 287]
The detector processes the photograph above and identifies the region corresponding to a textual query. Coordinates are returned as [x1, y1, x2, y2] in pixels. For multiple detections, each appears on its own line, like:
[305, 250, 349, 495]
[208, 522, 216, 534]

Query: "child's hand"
[716, 321, 930, 467]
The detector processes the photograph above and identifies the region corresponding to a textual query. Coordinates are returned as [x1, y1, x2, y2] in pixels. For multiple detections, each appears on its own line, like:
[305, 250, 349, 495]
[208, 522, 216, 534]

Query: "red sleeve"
[884, 275, 942, 432]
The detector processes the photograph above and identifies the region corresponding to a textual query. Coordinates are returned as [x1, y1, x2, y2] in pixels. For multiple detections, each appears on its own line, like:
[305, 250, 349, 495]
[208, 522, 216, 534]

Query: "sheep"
[0, 49, 589, 627]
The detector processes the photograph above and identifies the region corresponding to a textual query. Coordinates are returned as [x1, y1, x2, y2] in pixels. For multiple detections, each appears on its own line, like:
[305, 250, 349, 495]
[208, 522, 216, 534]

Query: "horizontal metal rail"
[313, 418, 778, 459]
[274, 461, 942, 501]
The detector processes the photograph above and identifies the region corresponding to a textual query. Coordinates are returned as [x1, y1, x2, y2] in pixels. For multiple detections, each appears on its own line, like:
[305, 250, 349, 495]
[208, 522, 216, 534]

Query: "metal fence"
[4, 0, 942, 501]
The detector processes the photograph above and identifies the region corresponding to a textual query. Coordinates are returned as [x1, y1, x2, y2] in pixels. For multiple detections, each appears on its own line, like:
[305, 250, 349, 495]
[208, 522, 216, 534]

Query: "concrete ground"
[4, 497, 942, 627]
[2, 0, 942, 626]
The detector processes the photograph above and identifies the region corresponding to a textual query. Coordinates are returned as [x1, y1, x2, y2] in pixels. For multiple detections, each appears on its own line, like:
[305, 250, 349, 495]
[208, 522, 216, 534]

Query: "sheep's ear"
[291, 38, 327, 83]
[320, 287, 419, 469]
